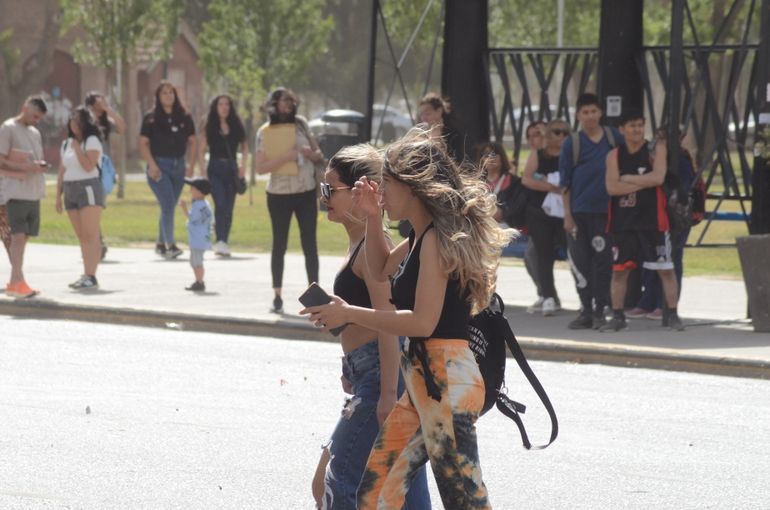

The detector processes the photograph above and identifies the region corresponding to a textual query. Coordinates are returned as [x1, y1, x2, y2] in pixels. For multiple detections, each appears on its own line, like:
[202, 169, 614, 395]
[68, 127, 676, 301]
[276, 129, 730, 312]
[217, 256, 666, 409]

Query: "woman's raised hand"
[352, 176, 381, 218]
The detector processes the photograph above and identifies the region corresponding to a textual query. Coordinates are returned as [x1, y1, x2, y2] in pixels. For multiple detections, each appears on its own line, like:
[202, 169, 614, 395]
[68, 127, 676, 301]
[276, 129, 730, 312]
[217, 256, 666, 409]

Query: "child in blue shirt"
[179, 177, 213, 292]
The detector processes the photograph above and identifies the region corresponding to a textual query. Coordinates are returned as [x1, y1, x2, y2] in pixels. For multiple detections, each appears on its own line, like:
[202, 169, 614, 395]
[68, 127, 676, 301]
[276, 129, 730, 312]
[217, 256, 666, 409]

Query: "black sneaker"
[667, 311, 685, 331]
[271, 295, 284, 314]
[568, 313, 593, 330]
[592, 313, 608, 330]
[69, 275, 87, 289]
[185, 281, 205, 292]
[72, 275, 98, 290]
[166, 244, 183, 259]
[599, 317, 628, 332]
[155, 243, 167, 257]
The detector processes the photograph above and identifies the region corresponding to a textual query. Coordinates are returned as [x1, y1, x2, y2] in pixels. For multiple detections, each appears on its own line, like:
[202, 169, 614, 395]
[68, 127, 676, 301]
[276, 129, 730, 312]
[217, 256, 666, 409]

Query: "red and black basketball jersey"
[608, 143, 669, 232]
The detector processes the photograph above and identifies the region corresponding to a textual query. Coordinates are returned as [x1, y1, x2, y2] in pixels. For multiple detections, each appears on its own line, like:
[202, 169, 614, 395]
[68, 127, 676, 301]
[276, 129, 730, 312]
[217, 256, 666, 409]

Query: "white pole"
[557, 0, 564, 47]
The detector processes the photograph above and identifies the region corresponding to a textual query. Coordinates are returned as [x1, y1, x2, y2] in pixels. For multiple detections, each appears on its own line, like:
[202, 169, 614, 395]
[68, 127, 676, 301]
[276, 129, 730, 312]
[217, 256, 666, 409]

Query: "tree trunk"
[116, 56, 131, 199]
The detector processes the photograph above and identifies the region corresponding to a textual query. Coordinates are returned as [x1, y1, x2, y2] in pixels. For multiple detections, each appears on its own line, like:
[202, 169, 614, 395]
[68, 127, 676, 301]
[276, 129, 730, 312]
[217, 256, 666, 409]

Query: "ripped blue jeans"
[323, 340, 431, 510]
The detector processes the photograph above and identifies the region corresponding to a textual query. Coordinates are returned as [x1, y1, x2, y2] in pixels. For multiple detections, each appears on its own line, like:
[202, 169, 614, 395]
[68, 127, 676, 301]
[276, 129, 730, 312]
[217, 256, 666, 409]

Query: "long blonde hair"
[384, 127, 514, 313]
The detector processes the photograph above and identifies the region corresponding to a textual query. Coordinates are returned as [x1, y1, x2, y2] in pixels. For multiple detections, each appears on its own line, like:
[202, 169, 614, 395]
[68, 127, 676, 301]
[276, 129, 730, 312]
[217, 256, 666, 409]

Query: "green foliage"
[199, 0, 333, 105]
[487, 0, 758, 48]
[59, 0, 184, 67]
[0, 28, 20, 71]
[488, 0, 601, 48]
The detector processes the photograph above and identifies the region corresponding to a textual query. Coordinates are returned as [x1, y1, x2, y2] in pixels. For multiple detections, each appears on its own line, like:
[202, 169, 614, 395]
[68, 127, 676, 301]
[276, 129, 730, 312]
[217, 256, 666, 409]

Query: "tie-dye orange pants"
[357, 339, 491, 510]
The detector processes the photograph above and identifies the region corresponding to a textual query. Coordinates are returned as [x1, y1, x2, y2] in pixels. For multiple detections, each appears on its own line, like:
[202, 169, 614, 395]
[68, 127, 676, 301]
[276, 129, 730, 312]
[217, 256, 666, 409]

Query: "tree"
[59, 0, 184, 197]
[0, 0, 62, 121]
[199, 0, 333, 167]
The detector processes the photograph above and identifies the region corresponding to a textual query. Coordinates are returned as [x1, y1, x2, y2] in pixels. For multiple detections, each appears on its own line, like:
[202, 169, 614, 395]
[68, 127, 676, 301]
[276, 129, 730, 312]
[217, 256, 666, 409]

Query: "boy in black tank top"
[603, 109, 684, 331]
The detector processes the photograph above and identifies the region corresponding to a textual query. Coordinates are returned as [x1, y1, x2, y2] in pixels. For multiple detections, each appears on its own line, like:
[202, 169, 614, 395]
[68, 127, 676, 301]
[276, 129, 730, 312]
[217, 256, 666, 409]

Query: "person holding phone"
[307, 144, 430, 510]
[0, 96, 49, 298]
[302, 128, 511, 509]
[55, 106, 106, 290]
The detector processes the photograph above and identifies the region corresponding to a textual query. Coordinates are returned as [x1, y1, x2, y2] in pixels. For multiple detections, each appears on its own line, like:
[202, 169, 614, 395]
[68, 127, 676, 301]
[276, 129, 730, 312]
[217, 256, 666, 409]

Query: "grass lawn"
[37, 180, 353, 255]
[35, 177, 749, 278]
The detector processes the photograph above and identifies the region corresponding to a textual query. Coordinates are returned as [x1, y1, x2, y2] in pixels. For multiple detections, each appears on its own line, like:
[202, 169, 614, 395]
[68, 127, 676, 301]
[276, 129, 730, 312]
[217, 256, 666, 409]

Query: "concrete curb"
[2, 299, 768, 380]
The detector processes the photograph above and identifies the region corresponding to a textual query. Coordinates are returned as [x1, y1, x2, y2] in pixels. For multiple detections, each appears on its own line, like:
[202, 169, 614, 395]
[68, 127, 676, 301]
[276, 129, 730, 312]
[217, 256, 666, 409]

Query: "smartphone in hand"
[298, 283, 347, 336]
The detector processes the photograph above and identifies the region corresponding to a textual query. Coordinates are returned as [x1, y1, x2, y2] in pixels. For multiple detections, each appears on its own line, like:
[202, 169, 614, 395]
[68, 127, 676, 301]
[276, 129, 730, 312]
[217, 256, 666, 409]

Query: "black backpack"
[468, 293, 559, 450]
[497, 176, 530, 229]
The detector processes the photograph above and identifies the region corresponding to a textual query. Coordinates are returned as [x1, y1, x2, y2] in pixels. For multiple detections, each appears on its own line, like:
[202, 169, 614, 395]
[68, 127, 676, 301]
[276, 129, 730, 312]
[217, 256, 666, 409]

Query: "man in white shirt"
[0, 96, 49, 298]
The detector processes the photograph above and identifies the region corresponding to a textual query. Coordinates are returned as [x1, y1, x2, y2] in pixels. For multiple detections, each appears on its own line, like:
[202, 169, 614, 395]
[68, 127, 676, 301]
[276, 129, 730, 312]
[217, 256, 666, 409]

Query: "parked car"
[371, 103, 413, 143]
[309, 104, 413, 144]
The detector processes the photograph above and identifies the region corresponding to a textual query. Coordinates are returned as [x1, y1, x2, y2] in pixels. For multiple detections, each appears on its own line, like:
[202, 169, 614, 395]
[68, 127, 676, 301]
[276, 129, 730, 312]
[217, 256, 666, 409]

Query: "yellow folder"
[263, 124, 298, 176]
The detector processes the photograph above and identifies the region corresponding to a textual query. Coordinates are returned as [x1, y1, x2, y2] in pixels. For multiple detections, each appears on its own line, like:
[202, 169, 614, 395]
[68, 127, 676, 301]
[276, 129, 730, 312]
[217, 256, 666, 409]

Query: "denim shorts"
[323, 339, 431, 510]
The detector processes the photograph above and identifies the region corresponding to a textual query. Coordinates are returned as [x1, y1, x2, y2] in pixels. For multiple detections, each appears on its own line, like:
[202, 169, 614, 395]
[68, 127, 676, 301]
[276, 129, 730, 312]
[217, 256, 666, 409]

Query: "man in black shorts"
[602, 109, 684, 331]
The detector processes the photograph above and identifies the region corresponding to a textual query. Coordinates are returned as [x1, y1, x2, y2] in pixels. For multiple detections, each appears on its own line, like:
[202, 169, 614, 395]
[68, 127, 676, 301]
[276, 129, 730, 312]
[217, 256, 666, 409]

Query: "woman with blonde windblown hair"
[302, 128, 512, 509]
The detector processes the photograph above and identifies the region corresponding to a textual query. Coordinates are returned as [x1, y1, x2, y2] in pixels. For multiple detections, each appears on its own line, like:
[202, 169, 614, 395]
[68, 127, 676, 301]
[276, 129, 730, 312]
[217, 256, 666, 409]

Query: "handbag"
[221, 129, 247, 195]
[497, 176, 529, 228]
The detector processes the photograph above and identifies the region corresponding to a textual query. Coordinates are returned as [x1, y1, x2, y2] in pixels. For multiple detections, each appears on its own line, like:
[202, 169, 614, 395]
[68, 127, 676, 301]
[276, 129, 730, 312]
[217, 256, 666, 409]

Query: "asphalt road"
[1, 317, 769, 509]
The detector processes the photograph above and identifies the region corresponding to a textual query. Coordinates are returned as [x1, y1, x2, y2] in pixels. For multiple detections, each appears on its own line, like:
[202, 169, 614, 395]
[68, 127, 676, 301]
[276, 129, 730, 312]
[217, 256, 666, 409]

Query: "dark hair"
[476, 141, 512, 176]
[328, 144, 383, 188]
[264, 87, 298, 124]
[526, 121, 546, 138]
[153, 80, 188, 118]
[67, 106, 102, 142]
[419, 92, 451, 120]
[205, 95, 245, 144]
[25, 96, 48, 114]
[84, 91, 112, 138]
[620, 107, 645, 126]
[576, 93, 601, 111]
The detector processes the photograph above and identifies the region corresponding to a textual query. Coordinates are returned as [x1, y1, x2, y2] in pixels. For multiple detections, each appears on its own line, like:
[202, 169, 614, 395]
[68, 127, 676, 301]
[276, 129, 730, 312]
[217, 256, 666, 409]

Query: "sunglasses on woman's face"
[320, 182, 352, 200]
[550, 128, 569, 136]
[482, 151, 498, 158]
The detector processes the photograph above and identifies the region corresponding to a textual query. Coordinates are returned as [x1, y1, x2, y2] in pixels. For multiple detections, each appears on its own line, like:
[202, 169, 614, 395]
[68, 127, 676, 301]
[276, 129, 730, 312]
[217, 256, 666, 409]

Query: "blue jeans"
[208, 159, 237, 243]
[324, 340, 431, 510]
[637, 228, 690, 310]
[147, 157, 186, 245]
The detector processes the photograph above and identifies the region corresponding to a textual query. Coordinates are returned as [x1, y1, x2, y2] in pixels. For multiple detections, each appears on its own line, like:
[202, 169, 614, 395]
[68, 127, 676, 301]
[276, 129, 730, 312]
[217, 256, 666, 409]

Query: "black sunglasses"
[550, 128, 569, 136]
[320, 182, 352, 200]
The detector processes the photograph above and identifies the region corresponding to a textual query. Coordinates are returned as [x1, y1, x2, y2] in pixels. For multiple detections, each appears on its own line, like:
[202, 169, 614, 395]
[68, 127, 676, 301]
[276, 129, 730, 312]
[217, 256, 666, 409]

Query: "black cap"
[185, 177, 211, 195]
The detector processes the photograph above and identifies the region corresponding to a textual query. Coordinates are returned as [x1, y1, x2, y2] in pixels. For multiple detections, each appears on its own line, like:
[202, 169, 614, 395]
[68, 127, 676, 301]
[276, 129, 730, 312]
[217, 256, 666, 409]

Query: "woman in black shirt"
[522, 119, 570, 316]
[198, 95, 247, 257]
[138, 81, 196, 259]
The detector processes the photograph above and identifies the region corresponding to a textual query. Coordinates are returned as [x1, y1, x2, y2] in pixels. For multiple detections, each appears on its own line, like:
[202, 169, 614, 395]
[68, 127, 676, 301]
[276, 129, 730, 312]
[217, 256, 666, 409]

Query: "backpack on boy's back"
[468, 294, 559, 450]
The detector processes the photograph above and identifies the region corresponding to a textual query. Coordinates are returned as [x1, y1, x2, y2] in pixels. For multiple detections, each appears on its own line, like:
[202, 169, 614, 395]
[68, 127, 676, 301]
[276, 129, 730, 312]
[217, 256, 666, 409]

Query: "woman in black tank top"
[302, 129, 511, 510]
[309, 144, 430, 510]
[521, 119, 570, 316]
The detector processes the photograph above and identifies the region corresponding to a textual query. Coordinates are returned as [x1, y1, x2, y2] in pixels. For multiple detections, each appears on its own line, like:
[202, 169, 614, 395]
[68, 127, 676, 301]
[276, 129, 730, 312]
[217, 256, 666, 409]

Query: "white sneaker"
[542, 297, 557, 317]
[214, 241, 231, 257]
[526, 297, 544, 314]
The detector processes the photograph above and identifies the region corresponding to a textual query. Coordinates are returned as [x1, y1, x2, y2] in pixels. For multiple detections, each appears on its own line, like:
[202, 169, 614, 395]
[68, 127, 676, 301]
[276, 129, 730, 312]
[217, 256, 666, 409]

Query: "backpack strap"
[603, 125, 617, 149]
[571, 132, 580, 168]
[497, 325, 559, 450]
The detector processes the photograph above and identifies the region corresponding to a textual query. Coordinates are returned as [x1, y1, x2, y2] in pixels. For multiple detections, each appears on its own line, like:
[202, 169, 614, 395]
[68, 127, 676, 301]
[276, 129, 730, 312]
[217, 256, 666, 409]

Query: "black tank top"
[391, 224, 470, 341]
[333, 240, 372, 308]
[609, 143, 669, 232]
[530, 150, 561, 207]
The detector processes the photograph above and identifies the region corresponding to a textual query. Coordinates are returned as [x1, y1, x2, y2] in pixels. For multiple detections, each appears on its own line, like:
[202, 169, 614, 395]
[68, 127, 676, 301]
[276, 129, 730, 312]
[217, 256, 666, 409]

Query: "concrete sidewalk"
[1, 243, 768, 377]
